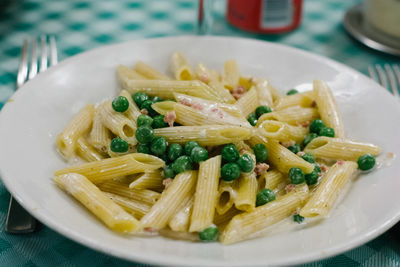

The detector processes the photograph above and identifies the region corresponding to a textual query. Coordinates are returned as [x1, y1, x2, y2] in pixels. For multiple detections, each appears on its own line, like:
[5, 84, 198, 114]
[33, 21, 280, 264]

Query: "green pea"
[289, 167, 305, 184]
[135, 126, 154, 144]
[256, 188, 276, 207]
[303, 133, 318, 147]
[137, 114, 153, 127]
[221, 163, 241, 181]
[314, 164, 322, 173]
[172, 155, 193, 174]
[319, 127, 335, 137]
[286, 89, 298, 95]
[305, 170, 319, 185]
[137, 143, 150, 154]
[247, 113, 257, 126]
[152, 96, 163, 102]
[255, 105, 272, 119]
[221, 144, 240, 163]
[163, 165, 175, 178]
[199, 226, 219, 242]
[110, 137, 129, 153]
[357, 154, 376, 171]
[237, 154, 255, 173]
[132, 92, 149, 108]
[112, 96, 129, 112]
[150, 136, 168, 156]
[301, 153, 315, 163]
[190, 146, 208, 163]
[184, 141, 200, 156]
[293, 214, 304, 223]
[140, 99, 157, 117]
[253, 143, 268, 162]
[167, 144, 183, 162]
[309, 119, 326, 134]
[287, 143, 301, 154]
[152, 115, 168, 129]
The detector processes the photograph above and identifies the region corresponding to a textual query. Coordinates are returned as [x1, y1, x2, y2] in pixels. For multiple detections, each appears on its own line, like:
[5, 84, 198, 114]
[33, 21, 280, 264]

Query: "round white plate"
[1, 36, 400, 266]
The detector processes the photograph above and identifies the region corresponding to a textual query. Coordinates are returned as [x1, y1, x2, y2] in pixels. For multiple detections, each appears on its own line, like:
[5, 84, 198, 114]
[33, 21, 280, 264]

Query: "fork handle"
[5, 196, 37, 234]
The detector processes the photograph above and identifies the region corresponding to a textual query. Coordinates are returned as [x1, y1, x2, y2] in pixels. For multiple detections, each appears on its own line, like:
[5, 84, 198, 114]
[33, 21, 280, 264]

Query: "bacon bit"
[337, 160, 345, 166]
[162, 178, 173, 189]
[239, 148, 247, 154]
[179, 98, 191, 106]
[140, 109, 148, 115]
[192, 102, 204, 111]
[144, 227, 158, 234]
[211, 107, 219, 113]
[164, 111, 176, 127]
[255, 163, 269, 175]
[199, 74, 210, 83]
[281, 140, 296, 148]
[311, 100, 317, 107]
[319, 164, 327, 172]
[217, 111, 224, 119]
[297, 151, 305, 157]
[232, 86, 246, 100]
[297, 121, 310, 128]
[285, 184, 296, 193]
[387, 152, 395, 159]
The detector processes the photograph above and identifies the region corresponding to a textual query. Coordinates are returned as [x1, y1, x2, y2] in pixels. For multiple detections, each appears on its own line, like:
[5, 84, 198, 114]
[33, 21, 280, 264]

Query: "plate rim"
[0, 35, 399, 266]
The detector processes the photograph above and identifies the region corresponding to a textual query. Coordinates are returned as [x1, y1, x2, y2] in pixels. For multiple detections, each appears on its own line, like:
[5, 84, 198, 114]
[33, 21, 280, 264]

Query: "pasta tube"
[76, 137, 104, 162]
[171, 52, 194, 80]
[216, 180, 239, 215]
[223, 60, 240, 90]
[257, 120, 308, 143]
[140, 171, 198, 230]
[104, 192, 151, 219]
[168, 195, 193, 232]
[304, 137, 381, 161]
[129, 170, 164, 191]
[190, 156, 221, 232]
[234, 87, 259, 117]
[313, 80, 345, 138]
[56, 104, 95, 159]
[256, 106, 319, 126]
[220, 184, 309, 244]
[119, 90, 141, 122]
[253, 78, 274, 107]
[134, 61, 171, 80]
[154, 125, 253, 146]
[89, 107, 111, 153]
[234, 172, 258, 212]
[54, 173, 139, 232]
[54, 153, 165, 184]
[300, 161, 358, 217]
[274, 91, 315, 110]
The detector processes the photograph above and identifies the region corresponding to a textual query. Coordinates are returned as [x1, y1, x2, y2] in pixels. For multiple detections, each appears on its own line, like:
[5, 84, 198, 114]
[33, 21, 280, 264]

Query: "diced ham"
[387, 152, 395, 159]
[311, 100, 317, 107]
[179, 98, 191, 106]
[281, 140, 296, 148]
[255, 163, 269, 176]
[232, 86, 246, 100]
[140, 109, 148, 115]
[192, 102, 204, 111]
[162, 178, 173, 189]
[199, 74, 210, 83]
[285, 184, 296, 193]
[337, 160, 345, 166]
[319, 164, 327, 172]
[164, 111, 176, 127]
[144, 227, 158, 234]
[297, 121, 310, 128]
[297, 151, 305, 157]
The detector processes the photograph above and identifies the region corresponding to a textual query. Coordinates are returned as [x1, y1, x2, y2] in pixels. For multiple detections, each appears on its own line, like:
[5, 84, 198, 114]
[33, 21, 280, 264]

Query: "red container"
[227, 0, 303, 34]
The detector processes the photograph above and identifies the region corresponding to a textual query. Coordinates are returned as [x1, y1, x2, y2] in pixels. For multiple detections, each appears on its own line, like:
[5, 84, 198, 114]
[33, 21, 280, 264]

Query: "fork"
[5, 36, 58, 234]
[368, 64, 400, 97]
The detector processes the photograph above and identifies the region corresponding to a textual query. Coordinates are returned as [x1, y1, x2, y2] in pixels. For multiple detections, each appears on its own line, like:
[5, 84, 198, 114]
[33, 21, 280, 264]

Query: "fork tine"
[368, 66, 378, 82]
[49, 36, 58, 66]
[39, 35, 47, 72]
[393, 65, 400, 89]
[376, 64, 389, 89]
[384, 64, 399, 98]
[16, 39, 28, 88]
[28, 37, 38, 80]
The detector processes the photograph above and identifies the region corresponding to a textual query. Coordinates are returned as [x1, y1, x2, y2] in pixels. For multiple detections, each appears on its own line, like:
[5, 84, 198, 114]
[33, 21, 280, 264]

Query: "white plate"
[1, 36, 400, 266]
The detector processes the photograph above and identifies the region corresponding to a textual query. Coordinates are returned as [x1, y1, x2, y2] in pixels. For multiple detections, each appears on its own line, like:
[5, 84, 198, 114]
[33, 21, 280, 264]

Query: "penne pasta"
[234, 87, 259, 117]
[304, 137, 381, 161]
[253, 78, 274, 107]
[257, 169, 286, 191]
[171, 52, 194, 80]
[89, 106, 111, 154]
[220, 184, 309, 244]
[104, 192, 152, 219]
[300, 161, 358, 217]
[168, 195, 193, 232]
[140, 171, 197, 230]
[117, 64, 147, 89]
[223, 60, 240, 90]
[190, 156, 221, 232]
[154, 125, 253, 146]
[257, 120, 309, 143]
[54, 173, 139, 232]
[129, 170, 164, 191]
[134, 61, 171, 80]
[56, 104, 95, 159]
[313, 80, 345, 138]
[119, 90, 141, 122]
[274, 91, 315, 110]
[216, 180, 239, 215]
[76, 137, 104, 162]
[256, 106, 319, 127]
[234, 172, 258, 212]
[54, 153, 165, 184]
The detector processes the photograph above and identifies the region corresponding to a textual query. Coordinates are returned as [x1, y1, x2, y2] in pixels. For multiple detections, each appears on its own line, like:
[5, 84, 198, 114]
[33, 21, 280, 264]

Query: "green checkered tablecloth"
[0, 0, 399, 266]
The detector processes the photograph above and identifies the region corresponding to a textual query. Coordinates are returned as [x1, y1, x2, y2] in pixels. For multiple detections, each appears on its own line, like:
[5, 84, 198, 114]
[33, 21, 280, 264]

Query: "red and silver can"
[227, 0, 303, 34]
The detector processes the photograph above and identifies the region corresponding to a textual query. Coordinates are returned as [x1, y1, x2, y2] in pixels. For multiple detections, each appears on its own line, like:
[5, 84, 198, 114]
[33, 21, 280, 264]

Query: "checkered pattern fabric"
[0, 0, 399, 266]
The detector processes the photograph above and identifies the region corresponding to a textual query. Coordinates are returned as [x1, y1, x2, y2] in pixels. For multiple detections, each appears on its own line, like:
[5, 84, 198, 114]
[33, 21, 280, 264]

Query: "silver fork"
[5, 36, 57, 234]
[368, 64, 400, 97]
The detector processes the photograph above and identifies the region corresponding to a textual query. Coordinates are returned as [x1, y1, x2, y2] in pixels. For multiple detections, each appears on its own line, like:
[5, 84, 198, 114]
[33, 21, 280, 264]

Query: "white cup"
[364, 0, 400, 38]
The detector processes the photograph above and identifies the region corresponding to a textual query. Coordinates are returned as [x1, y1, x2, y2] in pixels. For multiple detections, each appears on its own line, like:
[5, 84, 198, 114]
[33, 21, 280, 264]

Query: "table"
[0, 0, 399, 266]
